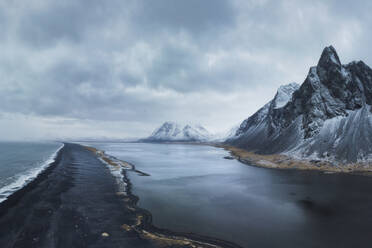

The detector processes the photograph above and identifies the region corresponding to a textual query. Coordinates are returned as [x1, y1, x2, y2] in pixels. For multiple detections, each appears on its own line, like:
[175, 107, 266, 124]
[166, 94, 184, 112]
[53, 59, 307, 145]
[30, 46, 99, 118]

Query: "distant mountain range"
[141, 122, 212, 142]
[227, 46, 372, 163]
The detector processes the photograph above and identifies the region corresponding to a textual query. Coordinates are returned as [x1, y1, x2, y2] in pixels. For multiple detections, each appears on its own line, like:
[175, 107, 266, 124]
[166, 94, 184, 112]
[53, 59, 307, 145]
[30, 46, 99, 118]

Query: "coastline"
[0, 143, 64, 204]
[217, 144, 372, 175]
[84, 145, 243, 248]
[0, 144, 65, 216]
[2, 141, 371, 247]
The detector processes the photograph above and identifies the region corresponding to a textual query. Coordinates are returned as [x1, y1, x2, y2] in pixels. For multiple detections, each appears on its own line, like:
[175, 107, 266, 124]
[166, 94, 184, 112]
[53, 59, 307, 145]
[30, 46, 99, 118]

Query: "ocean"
[0, 141, 63, 203]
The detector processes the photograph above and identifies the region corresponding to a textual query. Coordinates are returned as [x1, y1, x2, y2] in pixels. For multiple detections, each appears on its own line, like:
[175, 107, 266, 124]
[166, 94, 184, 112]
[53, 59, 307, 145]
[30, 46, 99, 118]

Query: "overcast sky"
[0, 0, 371, 140]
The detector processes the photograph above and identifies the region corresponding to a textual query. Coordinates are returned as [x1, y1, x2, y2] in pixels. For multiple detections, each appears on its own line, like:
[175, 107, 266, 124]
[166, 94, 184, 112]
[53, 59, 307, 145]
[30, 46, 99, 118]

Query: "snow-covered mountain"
[233, 82, 300, 138]
[143, 122, 211, 142]
[228, 46, 372, 163]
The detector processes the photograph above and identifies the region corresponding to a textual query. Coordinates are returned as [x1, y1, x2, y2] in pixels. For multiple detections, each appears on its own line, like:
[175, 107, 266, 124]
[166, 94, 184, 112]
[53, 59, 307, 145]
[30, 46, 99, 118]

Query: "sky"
[0, 0, 371, 140]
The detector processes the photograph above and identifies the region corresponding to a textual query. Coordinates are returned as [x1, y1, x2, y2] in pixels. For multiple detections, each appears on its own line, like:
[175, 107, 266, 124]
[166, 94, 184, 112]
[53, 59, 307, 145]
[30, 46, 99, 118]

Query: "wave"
[0, 143, 64, 203]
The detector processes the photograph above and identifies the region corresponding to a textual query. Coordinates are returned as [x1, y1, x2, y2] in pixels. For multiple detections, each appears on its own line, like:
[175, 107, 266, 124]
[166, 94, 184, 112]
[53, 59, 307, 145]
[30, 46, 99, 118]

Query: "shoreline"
[0, 143, 156, 247]
[6, 141, 371, 246]
[84, 145, 243, 248]
[0, 143, 64, 204]
[132, 141, 372, 174]
[0, 144, 65, 216]
[217, 144, 372, 175]
[94, 140, 372, 175]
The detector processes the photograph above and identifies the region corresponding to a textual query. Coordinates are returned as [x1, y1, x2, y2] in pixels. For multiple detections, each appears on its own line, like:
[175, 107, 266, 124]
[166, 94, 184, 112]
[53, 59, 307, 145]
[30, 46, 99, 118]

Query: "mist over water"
[0, 142, 62, 202]
[85, 142, 372, 248]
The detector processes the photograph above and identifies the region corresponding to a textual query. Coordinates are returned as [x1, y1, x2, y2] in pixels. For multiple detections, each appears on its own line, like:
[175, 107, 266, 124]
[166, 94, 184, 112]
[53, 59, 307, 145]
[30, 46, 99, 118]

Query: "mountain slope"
[210, 124, 240, 142]
[228, 46, 372, 163]
[143, 122, 211, 142]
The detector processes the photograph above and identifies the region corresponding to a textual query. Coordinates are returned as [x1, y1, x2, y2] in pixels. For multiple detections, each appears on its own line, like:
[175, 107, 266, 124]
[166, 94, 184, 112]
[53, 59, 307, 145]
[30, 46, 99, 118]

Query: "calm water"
[0, 141, 62, 203]
[88, 142, 372, 248]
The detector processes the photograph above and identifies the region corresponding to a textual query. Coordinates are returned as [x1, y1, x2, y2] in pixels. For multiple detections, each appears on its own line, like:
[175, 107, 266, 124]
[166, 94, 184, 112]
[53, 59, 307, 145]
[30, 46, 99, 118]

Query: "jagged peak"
[317, 45, 341, 68]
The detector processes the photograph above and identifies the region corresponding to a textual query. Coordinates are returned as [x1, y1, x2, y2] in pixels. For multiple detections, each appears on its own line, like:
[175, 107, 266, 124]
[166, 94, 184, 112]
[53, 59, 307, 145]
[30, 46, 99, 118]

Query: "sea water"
[0, 141, 63, 203]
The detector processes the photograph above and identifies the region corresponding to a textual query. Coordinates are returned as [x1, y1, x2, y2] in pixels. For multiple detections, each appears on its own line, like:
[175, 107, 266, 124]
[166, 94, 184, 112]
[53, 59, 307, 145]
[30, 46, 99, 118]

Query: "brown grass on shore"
[84, 146, 123, 169]
[84, 146, 98, 153]
[218, 144, 372, 174]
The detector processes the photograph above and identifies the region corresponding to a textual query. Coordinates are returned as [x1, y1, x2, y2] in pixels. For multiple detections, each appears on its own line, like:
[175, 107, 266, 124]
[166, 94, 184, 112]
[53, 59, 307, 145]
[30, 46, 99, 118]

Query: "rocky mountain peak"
[154, 122, 181, 134]
[228, 46, 372, 162]
[315, 46, 345, 91]
[317, 45, 341, 68]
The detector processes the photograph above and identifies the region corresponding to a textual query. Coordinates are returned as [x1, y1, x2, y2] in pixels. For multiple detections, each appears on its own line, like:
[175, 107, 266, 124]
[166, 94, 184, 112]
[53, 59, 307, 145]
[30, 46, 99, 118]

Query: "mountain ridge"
[227, 46, 372, 163]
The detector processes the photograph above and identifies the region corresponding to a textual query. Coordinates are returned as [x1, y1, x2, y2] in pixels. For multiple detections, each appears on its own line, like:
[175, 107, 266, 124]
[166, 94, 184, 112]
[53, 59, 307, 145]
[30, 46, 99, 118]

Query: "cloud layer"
[0, 0, 371, 140]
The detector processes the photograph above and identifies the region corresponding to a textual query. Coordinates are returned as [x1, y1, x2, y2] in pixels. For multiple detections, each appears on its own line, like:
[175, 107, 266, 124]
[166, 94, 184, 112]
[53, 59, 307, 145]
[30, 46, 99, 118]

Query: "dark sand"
[0, 143, 154, 248]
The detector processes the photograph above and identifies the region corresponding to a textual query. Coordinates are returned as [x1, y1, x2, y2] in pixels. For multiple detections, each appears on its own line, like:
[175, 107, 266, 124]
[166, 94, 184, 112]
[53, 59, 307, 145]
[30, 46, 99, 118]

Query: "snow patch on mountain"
[284, 106, 372, 163]
[273, 83, 300, 109]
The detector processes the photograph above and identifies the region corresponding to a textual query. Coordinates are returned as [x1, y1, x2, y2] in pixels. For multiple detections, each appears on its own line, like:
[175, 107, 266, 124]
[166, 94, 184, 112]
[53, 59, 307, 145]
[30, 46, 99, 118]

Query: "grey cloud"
[16, 0, 125, 48]
[132, 0, 235, 34]
[1, 0, 372, 139]
[0, 9, 7, 40]
[146, 43, 202, 92]
[144, 39, 288, 93]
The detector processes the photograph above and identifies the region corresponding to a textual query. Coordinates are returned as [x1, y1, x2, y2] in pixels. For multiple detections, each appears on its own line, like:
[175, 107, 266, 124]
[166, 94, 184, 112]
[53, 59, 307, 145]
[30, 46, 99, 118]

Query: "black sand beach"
[0, 143, 154, 247]
[0, 143, 241, 248]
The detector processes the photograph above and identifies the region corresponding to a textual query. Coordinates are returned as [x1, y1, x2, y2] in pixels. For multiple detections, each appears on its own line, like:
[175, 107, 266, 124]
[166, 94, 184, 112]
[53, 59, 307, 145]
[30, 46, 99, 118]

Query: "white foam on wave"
[0, 143, 65, 203]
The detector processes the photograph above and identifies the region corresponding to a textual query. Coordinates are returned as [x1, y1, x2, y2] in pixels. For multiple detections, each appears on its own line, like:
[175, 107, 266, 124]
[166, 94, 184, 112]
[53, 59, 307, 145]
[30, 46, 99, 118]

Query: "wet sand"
[0, 143, 241, 248]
